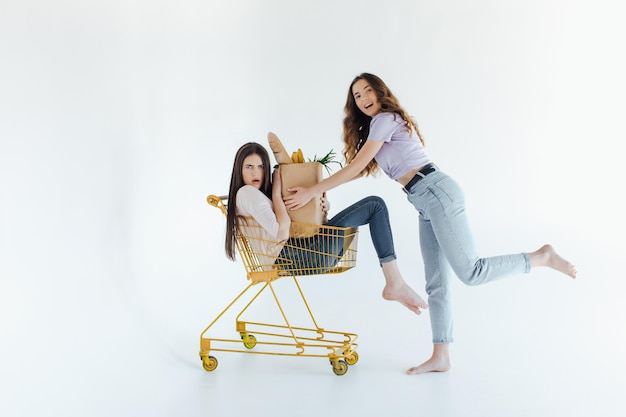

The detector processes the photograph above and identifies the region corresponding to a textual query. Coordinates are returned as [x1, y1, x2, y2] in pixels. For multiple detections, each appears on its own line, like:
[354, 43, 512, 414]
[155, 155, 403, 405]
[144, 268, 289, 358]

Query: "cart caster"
[201, 355, 218, 372]
[344, 351, 359, 365]
[331, 359, 348, 376]
[240, 333, 257, 349]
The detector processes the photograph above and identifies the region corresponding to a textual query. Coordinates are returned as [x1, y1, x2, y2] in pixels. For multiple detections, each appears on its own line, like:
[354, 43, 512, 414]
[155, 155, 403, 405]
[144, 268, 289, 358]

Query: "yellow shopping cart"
[199, 194, 360, 375]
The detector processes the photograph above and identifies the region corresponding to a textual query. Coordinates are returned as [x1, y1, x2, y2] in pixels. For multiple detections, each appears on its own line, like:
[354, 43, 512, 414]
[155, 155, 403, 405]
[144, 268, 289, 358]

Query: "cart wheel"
[202, 355, 218, 372]
[332, 359, 348, 376]
[241, 334, 257, 349]
[344, 351, 359, 365]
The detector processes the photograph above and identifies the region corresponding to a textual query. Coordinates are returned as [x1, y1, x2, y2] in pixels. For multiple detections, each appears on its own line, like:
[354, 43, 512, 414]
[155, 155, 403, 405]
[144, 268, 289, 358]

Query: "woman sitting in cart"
[224, 142, 428, 315]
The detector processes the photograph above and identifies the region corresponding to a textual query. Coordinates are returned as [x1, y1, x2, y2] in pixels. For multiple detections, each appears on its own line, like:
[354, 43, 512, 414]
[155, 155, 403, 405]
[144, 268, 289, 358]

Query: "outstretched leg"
[407, 343, 451, 375]
[529, 244, 577, 278]
[381, 260, 428, 315]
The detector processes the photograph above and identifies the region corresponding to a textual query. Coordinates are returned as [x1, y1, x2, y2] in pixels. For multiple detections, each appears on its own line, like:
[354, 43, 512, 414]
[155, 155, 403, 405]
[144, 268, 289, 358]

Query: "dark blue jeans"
[276, 196, 397, 274]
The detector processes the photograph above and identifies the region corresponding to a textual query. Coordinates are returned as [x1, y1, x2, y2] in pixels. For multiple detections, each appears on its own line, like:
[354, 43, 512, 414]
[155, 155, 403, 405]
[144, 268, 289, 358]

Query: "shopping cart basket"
[199, 194, 360, 375]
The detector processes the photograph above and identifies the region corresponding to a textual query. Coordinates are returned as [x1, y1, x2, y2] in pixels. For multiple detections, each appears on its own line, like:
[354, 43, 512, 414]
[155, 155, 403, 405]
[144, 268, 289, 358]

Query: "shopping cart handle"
[207, 194, 228, 214]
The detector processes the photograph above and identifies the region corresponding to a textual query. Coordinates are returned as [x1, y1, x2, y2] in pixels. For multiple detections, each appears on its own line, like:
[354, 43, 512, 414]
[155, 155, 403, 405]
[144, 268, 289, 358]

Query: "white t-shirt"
[235, 185, 284, 270]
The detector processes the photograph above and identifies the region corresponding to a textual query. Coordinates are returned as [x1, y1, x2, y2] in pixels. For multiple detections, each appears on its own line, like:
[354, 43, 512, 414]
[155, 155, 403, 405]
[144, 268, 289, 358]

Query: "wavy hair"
[225, 142, 272, 260]
[342, 73, 425, 177]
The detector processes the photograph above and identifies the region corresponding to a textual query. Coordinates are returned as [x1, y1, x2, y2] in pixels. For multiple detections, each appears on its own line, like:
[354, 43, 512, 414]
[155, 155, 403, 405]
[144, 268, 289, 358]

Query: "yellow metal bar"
[290, 276, 322, 333]
[248, 269, 279, 282]
[200, 282, 254, 340]
[200, 339, 210, 351]
[206, 347, 346, 359]
[267, 281, 301, 345]
[234, 282, 270, 325]
[222, 328, 356, 347]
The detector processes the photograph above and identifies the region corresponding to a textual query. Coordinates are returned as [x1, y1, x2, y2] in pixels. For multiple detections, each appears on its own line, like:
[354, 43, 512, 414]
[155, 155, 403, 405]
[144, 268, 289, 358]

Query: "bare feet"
[380, 260, 429, 314]
[407, 344, 451, 375]
[382, 283, 428, 315]
[530, 244, 577, 279]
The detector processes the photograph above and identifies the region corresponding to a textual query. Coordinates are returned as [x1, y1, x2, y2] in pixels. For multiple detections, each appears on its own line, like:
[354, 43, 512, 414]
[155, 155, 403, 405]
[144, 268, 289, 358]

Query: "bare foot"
[407, 357, 451, 375]
[382, 283, 429, 315]
[530, 244, 577, 279]
[407, 344, 451, 375]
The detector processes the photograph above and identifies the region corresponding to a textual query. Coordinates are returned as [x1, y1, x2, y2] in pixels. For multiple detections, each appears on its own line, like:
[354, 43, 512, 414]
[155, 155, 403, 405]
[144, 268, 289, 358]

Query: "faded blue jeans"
[277, 196, 397, 273]
[406, 169, 530, 344]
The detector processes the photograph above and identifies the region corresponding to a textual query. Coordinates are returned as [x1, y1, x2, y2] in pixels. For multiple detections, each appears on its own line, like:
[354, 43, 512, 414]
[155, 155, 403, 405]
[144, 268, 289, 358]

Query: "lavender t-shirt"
[368, 112, 431, 180]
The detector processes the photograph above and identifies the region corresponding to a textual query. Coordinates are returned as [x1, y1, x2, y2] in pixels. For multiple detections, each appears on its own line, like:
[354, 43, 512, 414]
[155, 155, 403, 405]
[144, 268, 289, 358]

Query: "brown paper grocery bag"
[280, 162, 324, 236]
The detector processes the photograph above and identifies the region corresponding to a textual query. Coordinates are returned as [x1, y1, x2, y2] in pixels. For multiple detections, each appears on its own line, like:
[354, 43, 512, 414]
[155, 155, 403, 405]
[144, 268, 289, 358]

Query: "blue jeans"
[326, 195, 397, 265]
[406, 169, 530, 344]
[277, 196, 397, 273]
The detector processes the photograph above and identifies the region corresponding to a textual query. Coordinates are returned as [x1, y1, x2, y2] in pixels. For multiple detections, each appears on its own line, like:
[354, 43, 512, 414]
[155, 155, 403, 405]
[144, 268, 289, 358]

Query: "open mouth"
[364, 103, 373, 110]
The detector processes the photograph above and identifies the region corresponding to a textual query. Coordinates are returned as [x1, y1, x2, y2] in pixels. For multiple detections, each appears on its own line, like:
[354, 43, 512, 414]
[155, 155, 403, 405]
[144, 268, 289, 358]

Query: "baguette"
[267, 132, 293, 165]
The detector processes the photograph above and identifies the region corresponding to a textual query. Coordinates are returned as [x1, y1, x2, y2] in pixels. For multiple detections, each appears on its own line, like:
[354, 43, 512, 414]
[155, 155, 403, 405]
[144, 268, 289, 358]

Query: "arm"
[272, 167, 291, 242]
[236, 185, 286, 241]
[320, 192, 330, 224]
[283, 140, 384, 210]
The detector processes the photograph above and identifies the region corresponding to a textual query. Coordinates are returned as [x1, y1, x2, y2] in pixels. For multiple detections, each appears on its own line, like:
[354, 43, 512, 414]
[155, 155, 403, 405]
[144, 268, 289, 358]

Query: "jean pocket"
[431, 176, 464, 205]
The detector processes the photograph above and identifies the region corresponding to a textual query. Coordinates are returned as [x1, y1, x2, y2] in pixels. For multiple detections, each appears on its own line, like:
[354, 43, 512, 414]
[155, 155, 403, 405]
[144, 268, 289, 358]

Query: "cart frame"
[199, 194, 360, 375]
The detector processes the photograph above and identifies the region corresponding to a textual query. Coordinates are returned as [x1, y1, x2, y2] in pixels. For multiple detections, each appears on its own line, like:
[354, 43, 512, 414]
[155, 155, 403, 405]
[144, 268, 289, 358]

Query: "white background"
[1, 0, 625, 416]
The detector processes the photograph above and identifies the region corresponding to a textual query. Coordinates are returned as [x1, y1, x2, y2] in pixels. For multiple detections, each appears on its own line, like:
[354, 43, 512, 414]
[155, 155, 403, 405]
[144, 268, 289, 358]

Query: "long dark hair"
[225, 142, 272, 260]
[342, 73, 425, 177]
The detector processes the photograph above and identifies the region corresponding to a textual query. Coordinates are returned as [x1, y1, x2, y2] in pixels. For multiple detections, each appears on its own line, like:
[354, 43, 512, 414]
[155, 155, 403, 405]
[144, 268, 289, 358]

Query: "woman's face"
[352, 78, 381, 117]
[241, 153, 265, 189]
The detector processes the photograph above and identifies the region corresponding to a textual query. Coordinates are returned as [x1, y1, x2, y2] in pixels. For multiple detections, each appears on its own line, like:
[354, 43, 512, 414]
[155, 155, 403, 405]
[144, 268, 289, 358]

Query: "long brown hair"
[342, 73, 425, 177]
[225, 142, 272, 260]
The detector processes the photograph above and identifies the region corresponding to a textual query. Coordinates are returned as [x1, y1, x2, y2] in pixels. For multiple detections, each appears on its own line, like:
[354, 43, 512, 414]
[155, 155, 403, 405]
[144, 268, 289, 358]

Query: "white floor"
[3, 253, 625, 417]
